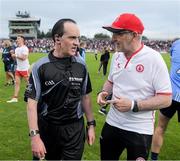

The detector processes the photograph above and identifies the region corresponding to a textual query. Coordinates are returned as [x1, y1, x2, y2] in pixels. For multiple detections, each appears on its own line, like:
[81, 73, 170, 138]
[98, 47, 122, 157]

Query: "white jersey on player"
[106, 44, 172, 135]
[15, 45, 30, 71]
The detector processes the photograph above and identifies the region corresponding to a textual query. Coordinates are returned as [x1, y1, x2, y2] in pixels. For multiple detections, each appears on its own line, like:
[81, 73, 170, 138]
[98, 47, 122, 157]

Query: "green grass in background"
[0, 52, 179, 160]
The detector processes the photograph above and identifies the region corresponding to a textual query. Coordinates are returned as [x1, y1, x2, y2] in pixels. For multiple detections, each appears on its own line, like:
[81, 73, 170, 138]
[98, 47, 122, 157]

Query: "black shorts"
[4, 63, 15, 72]
[38, 116, 85, 160]
[100, 122, 152, 161]
[160, 100, 180, 122]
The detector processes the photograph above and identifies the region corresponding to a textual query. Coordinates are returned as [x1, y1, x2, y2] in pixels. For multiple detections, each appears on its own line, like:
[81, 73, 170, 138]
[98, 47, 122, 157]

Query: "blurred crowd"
[85, 39, 172, 53]
[143, 40, 172, 53]
[0, 38, 173, 54]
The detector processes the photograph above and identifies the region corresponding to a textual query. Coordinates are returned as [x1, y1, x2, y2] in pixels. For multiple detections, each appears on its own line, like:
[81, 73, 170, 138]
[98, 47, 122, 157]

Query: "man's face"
[58, 22, 80, 56]
[112, 31, 134, 52]
[16, 36, 24, 46]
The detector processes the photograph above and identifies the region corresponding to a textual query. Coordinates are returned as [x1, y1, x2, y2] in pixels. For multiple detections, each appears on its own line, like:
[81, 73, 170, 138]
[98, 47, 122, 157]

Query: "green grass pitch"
[0, 52, 179, 160]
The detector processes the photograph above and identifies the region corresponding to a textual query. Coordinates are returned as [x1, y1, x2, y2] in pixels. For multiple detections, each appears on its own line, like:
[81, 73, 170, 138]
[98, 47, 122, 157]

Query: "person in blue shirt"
[151, 38, 180, 160]
[79, 41, 86, 61]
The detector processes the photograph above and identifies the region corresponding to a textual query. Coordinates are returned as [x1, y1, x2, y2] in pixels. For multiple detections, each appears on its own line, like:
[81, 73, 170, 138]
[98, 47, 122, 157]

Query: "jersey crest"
[136, 64, 144, 72]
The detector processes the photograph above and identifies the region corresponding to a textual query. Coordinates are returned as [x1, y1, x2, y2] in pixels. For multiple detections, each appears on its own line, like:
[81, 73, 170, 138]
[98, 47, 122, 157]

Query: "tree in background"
[94, 33, 110, 40]
[37, 29, 52, 38]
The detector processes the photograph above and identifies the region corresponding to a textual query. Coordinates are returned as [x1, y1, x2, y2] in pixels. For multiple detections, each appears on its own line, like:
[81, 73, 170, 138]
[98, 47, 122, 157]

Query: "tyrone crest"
[136, 64, 144, 72]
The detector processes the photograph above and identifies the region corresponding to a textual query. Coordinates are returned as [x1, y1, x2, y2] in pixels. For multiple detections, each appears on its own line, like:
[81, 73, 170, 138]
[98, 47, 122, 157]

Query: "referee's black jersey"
[25, 51, 92, 125]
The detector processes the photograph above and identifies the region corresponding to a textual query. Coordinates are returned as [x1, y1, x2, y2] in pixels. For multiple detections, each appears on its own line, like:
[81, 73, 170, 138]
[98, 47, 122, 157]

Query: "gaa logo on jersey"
[136, 64, 144, 72]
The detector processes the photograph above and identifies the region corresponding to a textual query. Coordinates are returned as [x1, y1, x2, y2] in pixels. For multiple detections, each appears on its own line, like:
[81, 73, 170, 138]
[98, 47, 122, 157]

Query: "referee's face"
[60, 22, 80, 57]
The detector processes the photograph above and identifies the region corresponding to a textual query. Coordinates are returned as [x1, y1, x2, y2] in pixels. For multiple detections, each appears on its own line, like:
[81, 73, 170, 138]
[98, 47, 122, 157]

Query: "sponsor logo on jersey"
[136, 64, 144, 72]
[69, 77, 83, 82]
[45, 80, 55, 86]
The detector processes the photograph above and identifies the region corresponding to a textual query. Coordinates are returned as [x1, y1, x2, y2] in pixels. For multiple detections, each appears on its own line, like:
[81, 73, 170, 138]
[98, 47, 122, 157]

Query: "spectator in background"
[94, 49, 98, 60]
[98, 52, 103, 74]
[151, 38, 180, 161]
[79, 41, 86, 61]
[97, 13, 172, 160]
[7, 35, 30, 103]
[98, 46, 110, 76]
[25, 18, 95, 160]
[102, 46, 110, 76]
[1, 40, 15, 86]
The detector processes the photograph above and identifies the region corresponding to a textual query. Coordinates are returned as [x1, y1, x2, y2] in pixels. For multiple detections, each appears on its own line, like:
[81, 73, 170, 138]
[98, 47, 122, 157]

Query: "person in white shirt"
[97, 13, 172, 160]
[7, 35, 30, 103]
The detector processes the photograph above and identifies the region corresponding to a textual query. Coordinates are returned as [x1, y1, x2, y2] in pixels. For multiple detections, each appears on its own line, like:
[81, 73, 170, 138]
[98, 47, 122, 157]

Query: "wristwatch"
[87, 120, 96, 127]
[29, 130, 40, 137]
[132, 100, 139, 112]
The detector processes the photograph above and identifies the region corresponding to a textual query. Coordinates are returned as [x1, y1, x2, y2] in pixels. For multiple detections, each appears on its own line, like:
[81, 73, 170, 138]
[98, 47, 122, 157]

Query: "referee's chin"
[69, 51, 77, 56]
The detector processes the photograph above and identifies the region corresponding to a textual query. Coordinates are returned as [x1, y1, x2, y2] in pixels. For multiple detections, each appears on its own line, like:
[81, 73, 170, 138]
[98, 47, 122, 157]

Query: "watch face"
[30, 130, 39, 137]
[133, 107, 138, 112]
[133, 105, 139, 112]
[132, 101, 139, 112]
[31, 130, 35, 135]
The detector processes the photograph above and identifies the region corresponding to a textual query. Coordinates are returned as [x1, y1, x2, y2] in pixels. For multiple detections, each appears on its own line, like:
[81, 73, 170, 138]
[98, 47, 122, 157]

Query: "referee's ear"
[55, 34, 62, 44]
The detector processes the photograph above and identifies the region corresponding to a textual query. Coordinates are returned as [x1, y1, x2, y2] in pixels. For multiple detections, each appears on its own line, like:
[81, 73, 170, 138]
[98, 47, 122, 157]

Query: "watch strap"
[87, 120, 96, 127]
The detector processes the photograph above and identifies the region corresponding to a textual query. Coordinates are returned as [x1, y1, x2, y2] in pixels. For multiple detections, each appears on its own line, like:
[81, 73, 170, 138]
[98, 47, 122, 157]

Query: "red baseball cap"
[103, 13, 144, 34]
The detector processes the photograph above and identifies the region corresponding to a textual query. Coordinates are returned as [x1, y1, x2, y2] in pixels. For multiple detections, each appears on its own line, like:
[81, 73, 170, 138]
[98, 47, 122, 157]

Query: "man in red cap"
[97, 13, 172, 160]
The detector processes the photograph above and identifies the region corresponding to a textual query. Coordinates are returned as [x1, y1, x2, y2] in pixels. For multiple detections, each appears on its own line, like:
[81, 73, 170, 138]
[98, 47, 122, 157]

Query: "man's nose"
[112, 34, 117, 41]
[74, 37, 80, 45]
[111, 35, 117, 44]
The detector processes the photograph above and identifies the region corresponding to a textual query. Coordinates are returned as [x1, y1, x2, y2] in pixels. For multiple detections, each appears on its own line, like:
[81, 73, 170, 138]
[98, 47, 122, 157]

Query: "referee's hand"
[31, 135, 47, 159]
[87, 126, 95, 146]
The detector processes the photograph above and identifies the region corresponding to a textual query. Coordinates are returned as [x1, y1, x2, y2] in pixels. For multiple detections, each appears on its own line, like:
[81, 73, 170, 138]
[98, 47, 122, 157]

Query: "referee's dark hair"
[52, 18, 77, 42]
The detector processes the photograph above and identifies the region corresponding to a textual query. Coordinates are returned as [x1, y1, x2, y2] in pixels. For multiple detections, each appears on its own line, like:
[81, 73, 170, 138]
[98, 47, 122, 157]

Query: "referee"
[25, 19, 95, 160]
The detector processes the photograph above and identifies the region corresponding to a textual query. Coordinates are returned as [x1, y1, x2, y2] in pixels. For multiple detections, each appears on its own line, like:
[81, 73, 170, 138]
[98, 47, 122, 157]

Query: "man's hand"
[31, 135, 47, 159]
[97, 91, 109, 106]
[110, 96, 132, 112]
[11, 53, 16, 59]
[86, 126, 95, 146]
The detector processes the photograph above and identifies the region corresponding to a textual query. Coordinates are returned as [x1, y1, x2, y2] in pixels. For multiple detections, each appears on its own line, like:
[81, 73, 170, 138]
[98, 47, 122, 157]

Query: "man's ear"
[132, 32, 138, 38]
[55, 34, 61, 43]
